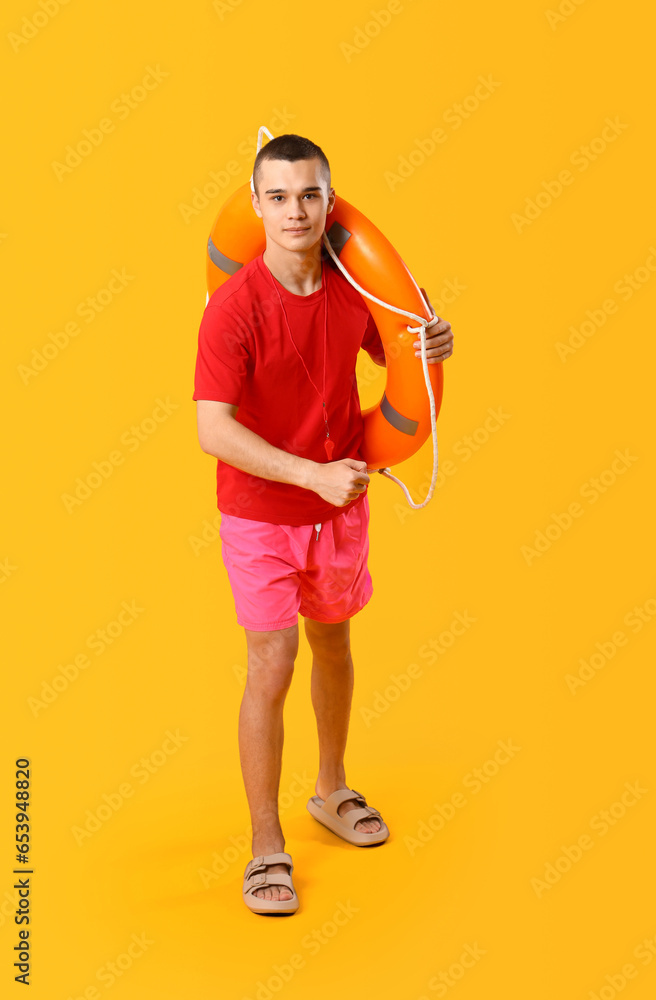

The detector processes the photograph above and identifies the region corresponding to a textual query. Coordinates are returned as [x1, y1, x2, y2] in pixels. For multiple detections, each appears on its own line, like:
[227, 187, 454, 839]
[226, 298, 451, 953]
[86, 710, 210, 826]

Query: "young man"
[193, 134, 453, 914]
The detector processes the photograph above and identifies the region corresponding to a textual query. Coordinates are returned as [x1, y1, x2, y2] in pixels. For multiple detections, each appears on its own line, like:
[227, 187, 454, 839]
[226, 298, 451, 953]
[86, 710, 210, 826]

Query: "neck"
[262, 239, 324, 296]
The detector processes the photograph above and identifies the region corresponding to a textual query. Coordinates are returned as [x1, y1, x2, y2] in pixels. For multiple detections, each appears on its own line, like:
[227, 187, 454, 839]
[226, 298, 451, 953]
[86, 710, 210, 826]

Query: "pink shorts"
[218, 495, 373, 631]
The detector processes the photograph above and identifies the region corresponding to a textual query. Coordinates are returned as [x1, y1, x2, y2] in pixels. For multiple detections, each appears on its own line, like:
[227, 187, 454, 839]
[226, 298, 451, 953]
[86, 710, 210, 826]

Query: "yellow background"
[2, 0, 655, 997]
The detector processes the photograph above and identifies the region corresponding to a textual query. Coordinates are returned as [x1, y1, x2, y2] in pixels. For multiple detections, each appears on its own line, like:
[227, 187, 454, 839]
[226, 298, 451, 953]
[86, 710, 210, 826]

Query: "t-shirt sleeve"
[361, 309, 386, 366]
[192, 302, 252, 404]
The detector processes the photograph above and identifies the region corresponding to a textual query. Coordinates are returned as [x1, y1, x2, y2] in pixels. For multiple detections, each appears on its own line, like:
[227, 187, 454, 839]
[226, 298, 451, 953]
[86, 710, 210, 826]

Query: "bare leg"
[303, 617, 381, 835]
[240, 624, 298, 901]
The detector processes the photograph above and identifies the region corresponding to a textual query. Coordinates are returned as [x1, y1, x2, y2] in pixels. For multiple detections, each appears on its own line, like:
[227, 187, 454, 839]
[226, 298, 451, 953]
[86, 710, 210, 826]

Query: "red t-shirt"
[192, 249, 386, 525]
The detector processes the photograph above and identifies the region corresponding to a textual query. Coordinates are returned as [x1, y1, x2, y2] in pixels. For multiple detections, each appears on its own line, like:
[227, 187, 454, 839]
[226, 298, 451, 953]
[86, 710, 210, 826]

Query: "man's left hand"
[413, 317, 454, 364]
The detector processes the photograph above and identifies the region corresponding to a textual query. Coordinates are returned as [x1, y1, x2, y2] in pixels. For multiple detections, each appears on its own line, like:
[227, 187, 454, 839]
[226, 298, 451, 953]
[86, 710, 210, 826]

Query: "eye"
[303, 193, 316, 199]
[271, 195, 283, 202]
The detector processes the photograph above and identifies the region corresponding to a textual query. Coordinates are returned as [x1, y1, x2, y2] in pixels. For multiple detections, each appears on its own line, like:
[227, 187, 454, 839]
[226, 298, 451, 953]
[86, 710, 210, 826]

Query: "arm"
[196, 400, 315, 488]
[195, 400, 370, 506]
[361, 310, 386, 367]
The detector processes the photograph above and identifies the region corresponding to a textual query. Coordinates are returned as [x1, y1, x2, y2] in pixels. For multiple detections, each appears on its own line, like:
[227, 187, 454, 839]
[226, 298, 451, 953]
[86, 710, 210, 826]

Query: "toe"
[355, 816, 381, 834]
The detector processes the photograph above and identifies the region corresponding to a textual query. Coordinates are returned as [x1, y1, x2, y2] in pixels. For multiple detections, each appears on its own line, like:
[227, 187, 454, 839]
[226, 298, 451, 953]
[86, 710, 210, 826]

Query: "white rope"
[321, 232, 441, 509]
[221, 120, 441, 509]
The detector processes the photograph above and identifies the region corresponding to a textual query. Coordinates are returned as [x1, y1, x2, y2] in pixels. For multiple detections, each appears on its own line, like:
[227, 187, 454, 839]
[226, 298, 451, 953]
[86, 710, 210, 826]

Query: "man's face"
[251, 157, 335, 255]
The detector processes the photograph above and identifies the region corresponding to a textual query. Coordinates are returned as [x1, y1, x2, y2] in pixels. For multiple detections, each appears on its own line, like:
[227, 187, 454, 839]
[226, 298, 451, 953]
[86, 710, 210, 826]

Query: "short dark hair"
[252, 134, 331, 196]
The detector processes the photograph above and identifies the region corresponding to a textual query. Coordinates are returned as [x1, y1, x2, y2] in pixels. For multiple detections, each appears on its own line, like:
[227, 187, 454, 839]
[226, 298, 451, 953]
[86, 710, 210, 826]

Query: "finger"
[428, 342, 451, 353]
[416, 346, 451, 360]
[426, 320, 450, 334]
[414, 333, 452, 348]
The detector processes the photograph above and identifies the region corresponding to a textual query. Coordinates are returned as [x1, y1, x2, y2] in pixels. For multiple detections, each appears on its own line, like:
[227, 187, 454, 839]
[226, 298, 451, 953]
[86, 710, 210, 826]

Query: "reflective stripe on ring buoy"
[205, 183, 443, 471]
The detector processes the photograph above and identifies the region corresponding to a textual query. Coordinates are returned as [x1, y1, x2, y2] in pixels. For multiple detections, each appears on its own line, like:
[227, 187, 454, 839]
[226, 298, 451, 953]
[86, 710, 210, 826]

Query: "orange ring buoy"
[206, 182, 443, 471]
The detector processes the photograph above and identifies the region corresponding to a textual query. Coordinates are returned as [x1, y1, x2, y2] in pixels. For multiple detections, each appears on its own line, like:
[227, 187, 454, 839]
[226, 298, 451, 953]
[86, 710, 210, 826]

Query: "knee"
[246, 658, 295, 701]
[246, 627, 298, 699]
[304, 620, 352, 664]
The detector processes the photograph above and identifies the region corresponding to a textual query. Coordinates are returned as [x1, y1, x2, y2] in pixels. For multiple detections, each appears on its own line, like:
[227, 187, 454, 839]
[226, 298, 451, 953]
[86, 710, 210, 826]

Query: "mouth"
[285, 227, 311, 234]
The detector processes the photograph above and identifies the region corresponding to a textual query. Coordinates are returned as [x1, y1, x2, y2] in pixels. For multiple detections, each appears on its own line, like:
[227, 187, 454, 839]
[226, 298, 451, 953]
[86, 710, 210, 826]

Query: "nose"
[287, 197, 307, 219]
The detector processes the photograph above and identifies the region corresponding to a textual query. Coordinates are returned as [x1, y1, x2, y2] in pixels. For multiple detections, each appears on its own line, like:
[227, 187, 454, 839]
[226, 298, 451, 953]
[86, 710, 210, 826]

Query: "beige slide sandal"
[242, 852, 299, 915]
[307, 787, 390, 846]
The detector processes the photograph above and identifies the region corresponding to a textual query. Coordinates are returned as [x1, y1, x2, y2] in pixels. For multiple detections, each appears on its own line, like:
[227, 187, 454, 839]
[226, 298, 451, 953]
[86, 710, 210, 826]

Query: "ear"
[251, 189, 263, 218]
[326, 187, 336, 214]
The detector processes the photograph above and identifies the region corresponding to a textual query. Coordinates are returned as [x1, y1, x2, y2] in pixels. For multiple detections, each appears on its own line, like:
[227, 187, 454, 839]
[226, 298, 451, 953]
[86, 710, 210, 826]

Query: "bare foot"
[249, 847, 293, 901]
[314, 783, 382, 834]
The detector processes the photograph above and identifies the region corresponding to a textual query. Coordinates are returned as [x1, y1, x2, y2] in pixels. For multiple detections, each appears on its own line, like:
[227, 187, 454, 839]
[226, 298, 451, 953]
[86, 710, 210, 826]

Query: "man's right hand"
[305, 458, 370, 506]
